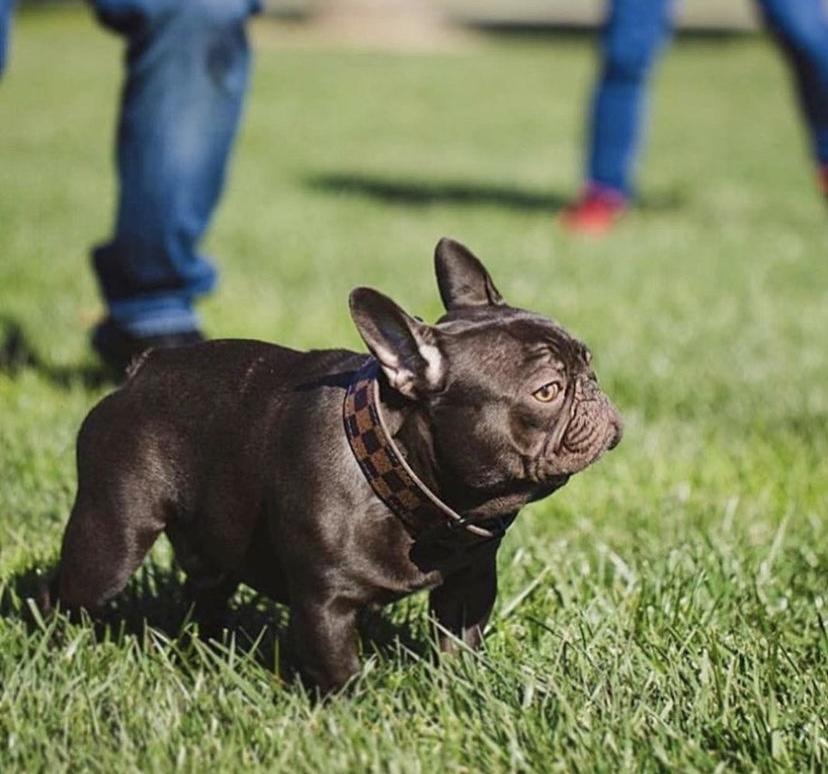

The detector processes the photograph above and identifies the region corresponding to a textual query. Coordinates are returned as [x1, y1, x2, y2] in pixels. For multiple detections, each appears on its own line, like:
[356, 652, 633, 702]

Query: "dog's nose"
[608, 415, 623, 450]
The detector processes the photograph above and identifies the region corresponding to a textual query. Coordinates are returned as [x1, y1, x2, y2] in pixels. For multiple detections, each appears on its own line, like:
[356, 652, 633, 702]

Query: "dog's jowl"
[49, 238, 622, 692]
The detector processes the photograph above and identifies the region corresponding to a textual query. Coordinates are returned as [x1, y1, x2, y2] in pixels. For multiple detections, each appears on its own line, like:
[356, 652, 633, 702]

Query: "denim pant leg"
[92, 0, 259, 337]
[587, 0, 676, 197]
[0, 0, 14, 77]
[757, 0, 828, 167]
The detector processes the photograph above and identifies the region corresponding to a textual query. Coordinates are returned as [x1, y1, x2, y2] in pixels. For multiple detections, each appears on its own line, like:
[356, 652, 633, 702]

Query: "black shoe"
[91, 318, 204, 375]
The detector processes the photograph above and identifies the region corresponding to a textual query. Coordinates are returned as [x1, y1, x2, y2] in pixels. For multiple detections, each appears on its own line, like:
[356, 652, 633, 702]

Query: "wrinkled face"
[428, 308, 622, 496]
[349, 237, 622, 506]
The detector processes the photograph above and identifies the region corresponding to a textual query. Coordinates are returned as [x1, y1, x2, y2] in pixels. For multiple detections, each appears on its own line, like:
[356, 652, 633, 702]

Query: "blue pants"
[2, 0, 259, 336]
[0, 0, 14, 79]
[588, 0, 828, 197]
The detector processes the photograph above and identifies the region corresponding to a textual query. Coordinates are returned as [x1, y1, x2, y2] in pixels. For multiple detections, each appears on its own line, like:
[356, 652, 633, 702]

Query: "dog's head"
[349, 238, 622, 510]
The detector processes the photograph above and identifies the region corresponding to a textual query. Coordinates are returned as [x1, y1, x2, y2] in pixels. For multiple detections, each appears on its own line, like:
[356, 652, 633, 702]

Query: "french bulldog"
[47, 238, 622, 692]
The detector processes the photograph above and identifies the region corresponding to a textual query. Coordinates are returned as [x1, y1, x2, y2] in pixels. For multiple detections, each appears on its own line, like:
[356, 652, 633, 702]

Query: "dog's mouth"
[540, 396, 622, 476]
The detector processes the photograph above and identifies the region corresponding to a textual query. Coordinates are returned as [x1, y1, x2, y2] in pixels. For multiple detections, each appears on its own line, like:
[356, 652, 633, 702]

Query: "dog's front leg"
[428, 548, 498, 653]
[289, 594, 361, 693]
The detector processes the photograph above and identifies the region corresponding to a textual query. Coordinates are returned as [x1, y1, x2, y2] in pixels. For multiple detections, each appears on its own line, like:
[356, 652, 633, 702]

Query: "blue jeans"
[588, 0, 828, 197]
[0, 0, 13, 77]
[92, 0, 260, 335]
[1, 0, 260, 336]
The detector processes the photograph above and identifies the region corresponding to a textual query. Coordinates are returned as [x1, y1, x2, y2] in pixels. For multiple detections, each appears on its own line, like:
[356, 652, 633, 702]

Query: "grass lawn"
[1, 5, 827, 771]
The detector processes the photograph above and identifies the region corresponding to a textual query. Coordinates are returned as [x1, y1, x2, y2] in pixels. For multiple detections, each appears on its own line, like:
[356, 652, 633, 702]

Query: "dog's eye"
[532, 382, 561, 403]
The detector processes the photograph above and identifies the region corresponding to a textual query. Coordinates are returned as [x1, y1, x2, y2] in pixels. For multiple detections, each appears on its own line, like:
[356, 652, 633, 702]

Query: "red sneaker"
[560, 185, 627, 235]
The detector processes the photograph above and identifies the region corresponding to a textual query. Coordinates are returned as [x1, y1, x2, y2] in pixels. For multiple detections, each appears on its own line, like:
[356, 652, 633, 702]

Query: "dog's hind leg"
[54, 490, 166, 614]
[52, 395, 178, 615]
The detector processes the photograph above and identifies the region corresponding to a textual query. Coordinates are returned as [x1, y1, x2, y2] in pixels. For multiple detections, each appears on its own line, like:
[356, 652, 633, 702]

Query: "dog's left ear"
[349, 287, 445, 399]
[434, 237, 505, 310]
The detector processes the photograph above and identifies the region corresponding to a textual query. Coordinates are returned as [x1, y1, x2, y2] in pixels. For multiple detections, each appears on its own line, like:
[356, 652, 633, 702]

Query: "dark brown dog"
[48, 238, 622, 691]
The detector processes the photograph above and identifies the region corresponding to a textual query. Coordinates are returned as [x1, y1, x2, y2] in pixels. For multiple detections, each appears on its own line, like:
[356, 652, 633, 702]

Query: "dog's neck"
[377, 380, 539, 526]
[377, 383, 441, 493]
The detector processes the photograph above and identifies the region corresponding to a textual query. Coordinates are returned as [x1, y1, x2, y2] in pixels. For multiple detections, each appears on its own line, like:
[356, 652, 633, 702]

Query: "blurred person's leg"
[756, 0, 828, 196]
[0, 0, 14, 76]
[562, 0, 676, 234]
[90, 0, 260, 371]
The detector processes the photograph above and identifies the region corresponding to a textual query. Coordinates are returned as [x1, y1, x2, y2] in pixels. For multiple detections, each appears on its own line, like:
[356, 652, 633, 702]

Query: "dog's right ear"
[349, 288, 445, 400]
[434, 237, 505, 310]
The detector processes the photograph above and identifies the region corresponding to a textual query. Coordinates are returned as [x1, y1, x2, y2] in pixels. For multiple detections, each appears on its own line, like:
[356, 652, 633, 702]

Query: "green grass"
[2, 5, 827, 771]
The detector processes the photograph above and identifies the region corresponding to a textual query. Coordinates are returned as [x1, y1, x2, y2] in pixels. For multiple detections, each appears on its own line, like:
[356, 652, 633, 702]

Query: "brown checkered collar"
[343, 358, 512, 541]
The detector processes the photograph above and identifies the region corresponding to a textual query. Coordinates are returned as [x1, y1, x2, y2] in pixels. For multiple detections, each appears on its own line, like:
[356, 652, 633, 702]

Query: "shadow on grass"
[464, 22, 755, 43]
[0, 317, 116, 390]
[306, 172, 685, 213]
[0, 559, 428, 683]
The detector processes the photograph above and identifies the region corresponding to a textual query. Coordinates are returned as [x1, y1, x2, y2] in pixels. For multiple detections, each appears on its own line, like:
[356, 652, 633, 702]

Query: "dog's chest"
[354, 512, 487, 604]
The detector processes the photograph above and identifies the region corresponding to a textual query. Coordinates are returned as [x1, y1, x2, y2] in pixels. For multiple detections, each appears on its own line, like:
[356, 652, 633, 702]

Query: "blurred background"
[250, 0, 759, 35]
[14, 0, 763, 30]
